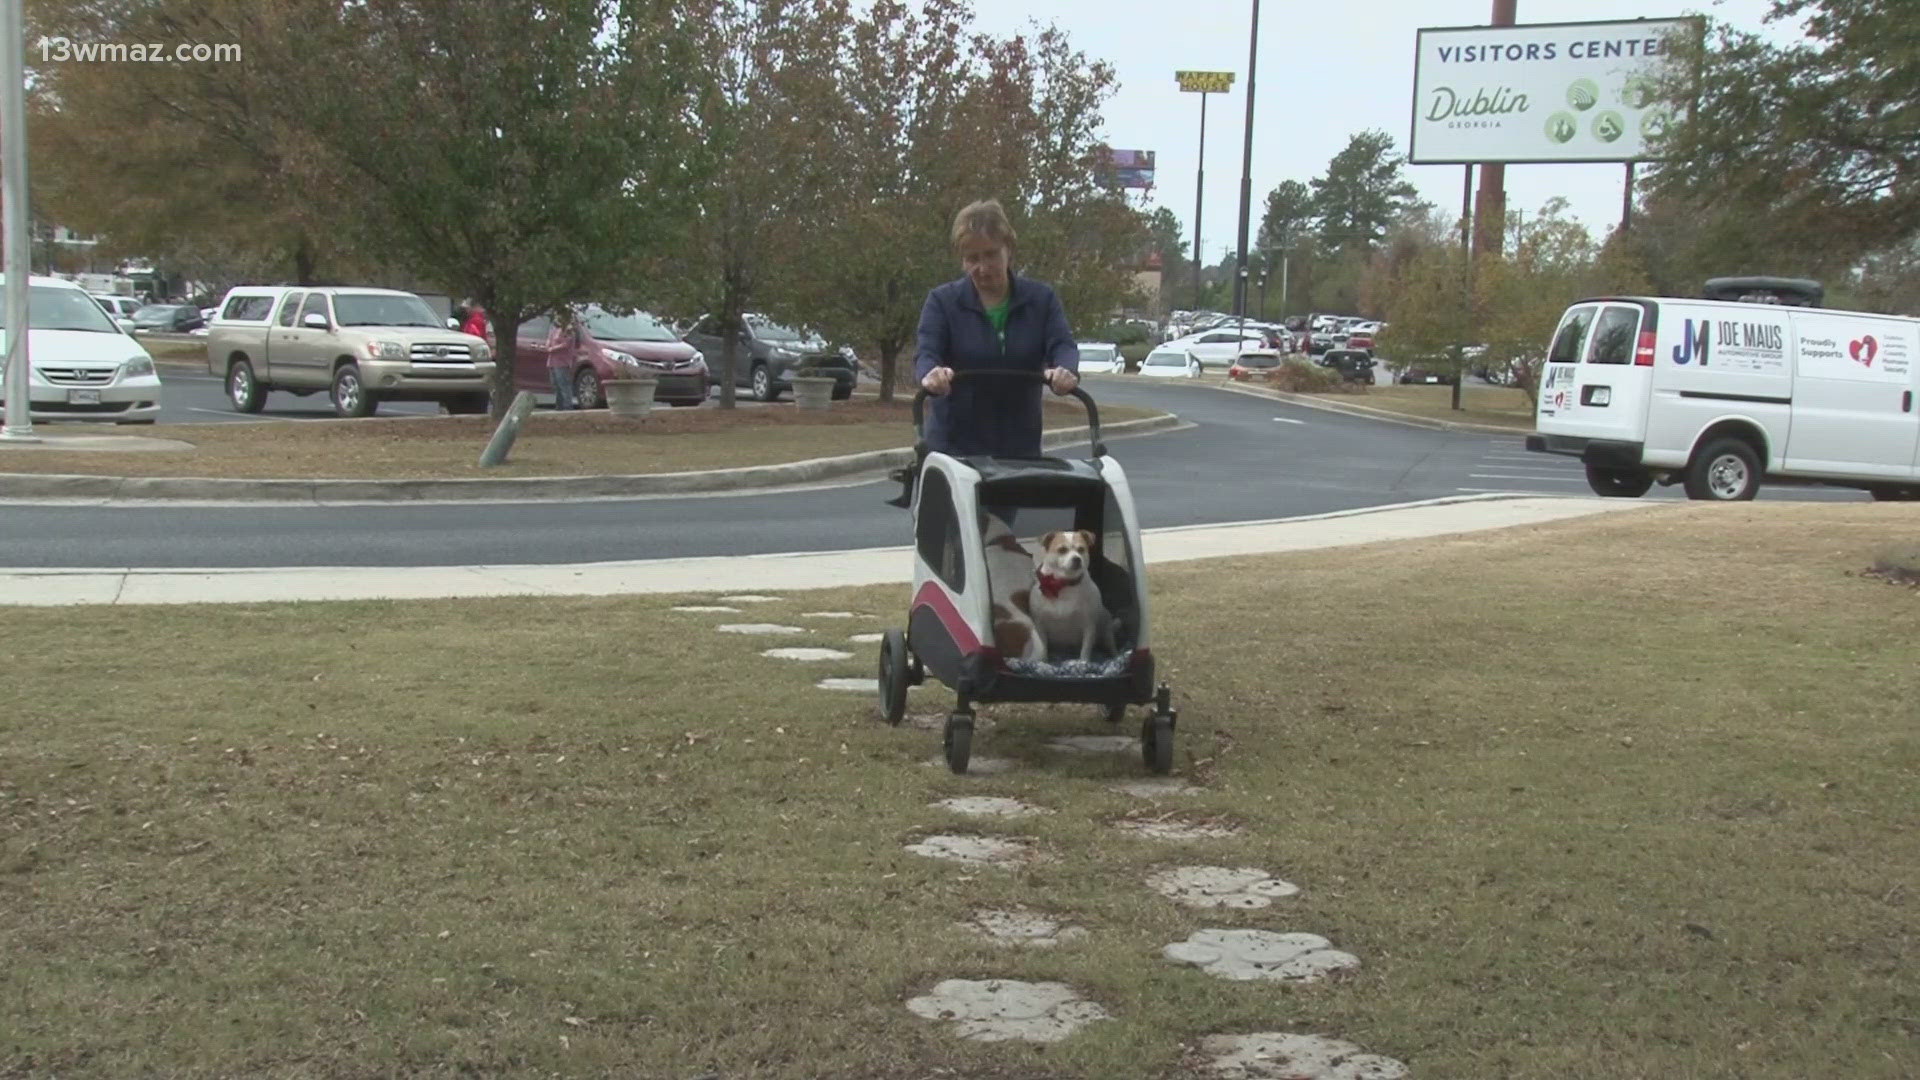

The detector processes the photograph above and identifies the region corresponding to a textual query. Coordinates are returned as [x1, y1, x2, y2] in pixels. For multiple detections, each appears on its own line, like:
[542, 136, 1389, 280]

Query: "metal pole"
[1279, 251, 1289, 318]
[1460, 165, 1473, 251]
[1472, 0, 1518, 258]
[1192, 92, 1207, 313]
[1621, 161, 1635, 234]
[1232, 0, 1261, 328]
[1, 0, 37, 441]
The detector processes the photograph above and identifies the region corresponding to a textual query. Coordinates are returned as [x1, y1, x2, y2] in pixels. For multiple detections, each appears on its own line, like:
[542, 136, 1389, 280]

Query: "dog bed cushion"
[1003, 655, 1131, 679]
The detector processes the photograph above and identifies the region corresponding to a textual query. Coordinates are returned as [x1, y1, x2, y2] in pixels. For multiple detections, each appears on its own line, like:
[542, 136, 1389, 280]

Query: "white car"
[90, 293, 140, 333]
[1165, 328, 1271, 372]
[1078, 341, 1121, 373]
[1137, 343, 1202, 378]
[0, 275, 163, 424]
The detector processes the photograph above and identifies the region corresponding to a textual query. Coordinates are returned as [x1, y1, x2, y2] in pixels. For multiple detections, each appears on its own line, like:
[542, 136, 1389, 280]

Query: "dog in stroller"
[877, 370, 1178, 775]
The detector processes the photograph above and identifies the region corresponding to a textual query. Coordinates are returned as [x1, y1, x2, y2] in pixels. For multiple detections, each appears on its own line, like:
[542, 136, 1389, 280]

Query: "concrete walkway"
[0, 494, 1653, 607]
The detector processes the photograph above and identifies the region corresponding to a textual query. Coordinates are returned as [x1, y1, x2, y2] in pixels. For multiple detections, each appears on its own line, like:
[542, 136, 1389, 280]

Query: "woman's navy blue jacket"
[914, 273, 1079, 457]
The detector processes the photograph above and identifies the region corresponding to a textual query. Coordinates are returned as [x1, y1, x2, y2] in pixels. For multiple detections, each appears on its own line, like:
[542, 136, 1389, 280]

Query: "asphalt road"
[0, 377, 1865, 570]
[151, 367, 447, 424]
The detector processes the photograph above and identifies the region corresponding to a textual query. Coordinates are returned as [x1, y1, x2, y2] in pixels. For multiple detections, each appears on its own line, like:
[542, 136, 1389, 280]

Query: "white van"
[0, 274, 164, 424]
[1526, 278, 1920, 501]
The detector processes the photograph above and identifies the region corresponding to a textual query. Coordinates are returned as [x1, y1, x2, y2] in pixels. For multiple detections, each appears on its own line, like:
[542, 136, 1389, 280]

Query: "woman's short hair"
[951, 199, 1017, 251]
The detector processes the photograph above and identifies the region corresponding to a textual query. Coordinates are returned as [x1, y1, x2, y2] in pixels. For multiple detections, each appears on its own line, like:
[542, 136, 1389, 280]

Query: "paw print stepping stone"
[904, 834, 1033, 866]
[934, 796, 1051, 818]
[1147, 866, 1299, 909]
[715, 624, 808, 635]
[906, 979, 1109, 1042]
[1196, 1032, 1407, 1078]
[1166, 929, 1360, 983]
[761, 647, 854, 661]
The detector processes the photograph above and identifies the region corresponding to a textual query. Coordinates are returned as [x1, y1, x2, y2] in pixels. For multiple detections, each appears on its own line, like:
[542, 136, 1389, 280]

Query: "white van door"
[1783, 312, 1918, 477]
[1536, 302, 1653, 444]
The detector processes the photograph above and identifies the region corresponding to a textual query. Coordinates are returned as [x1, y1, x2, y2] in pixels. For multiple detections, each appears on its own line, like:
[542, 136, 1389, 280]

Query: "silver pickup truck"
[206, 286, 495, 416]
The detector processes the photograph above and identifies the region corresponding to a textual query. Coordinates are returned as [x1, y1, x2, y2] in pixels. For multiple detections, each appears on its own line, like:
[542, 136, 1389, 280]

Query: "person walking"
[914, 199, 1080, 458]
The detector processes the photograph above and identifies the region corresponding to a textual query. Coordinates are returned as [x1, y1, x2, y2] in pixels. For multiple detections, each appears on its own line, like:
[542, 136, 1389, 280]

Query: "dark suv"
[684, 313, 855, 402]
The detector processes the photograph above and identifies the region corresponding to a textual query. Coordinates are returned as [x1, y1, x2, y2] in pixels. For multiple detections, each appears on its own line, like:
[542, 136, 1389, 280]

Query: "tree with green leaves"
[661, 0, 851, 408]
[797, 4, 1140, 401]
[1309, 130, 1420, 251]
[1647, 1, 1920, 269]
[1255, 179, 1313, 257]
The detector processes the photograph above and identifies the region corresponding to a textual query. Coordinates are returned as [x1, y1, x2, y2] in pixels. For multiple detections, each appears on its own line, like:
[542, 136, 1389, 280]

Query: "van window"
[1548, 307, 1596, 364]
[276, 292, 305, 327]
[223, 295, 274, 322]
[1584, 307, 1640, 365]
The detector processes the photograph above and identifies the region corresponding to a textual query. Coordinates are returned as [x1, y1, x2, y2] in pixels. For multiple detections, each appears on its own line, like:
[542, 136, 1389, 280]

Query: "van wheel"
[574, 367, 604, 410]
[331, 363, 377, 418]
[1585, 464, 1653, 498]
[227, 360, 265, 413]
[1684, 437, 1760, 501]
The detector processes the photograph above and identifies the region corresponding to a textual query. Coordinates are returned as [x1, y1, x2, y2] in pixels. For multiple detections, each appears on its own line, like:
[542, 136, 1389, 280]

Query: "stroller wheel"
[878, 630, 909, 726]
[1141, 711, 1175, 775]
[943, 713, 973, 774]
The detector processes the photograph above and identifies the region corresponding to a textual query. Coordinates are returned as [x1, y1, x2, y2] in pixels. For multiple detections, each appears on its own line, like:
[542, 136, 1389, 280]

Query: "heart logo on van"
[1850, 335, 1878, 366]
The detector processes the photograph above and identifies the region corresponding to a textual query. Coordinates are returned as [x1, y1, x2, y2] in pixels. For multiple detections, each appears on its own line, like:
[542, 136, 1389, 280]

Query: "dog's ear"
[1037, 531, 1059, 552]
[1075, 529, 1096, 550]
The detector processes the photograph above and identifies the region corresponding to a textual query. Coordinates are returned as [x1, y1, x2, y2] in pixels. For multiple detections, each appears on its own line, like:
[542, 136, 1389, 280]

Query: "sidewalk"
[0, 494, 1655, 607]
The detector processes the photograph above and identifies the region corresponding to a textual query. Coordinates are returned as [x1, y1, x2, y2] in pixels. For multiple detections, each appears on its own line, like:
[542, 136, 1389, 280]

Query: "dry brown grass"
[2, 503, 1916, 1077]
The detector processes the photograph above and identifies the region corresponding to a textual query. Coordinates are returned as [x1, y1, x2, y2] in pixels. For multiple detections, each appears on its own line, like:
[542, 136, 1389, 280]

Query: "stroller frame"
[877, 370, 1177, 774]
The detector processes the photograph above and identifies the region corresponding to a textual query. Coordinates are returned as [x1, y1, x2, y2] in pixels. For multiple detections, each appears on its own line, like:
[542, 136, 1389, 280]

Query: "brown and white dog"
[1027, 529, 1116, 662]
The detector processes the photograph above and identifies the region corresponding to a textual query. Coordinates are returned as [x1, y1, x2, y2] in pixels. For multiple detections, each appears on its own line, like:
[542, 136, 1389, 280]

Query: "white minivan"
[1527, 278, 1920, 501]
[0, 274, 164, 424]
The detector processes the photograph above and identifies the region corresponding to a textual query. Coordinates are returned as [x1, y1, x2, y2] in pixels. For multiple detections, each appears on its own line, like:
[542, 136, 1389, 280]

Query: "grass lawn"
[3, 504, 1916, 1077]
[0, 397, 1160, 481]
[139, 338, 207, 365]
[1306, 384, 1536, 429]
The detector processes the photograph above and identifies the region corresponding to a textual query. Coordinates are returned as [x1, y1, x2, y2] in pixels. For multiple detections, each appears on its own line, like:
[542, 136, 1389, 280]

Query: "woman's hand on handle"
[1046, 367, 1079, 395]
[921, 365, 954, 395]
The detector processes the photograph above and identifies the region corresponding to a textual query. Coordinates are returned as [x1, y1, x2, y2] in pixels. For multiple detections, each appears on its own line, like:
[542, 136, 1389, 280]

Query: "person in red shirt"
[460, 302, 491, 343]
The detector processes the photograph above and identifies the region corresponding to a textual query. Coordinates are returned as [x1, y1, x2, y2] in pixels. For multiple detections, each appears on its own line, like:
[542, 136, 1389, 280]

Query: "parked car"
[1344, 332, 1375, 354]
[1079, 341, 1120, 373]
[0, 274, 162, 424]
[205, 285, 496, 417]
[685, 313, 855, 402]
[1137, 343, 1202, 378]
[1227, 351, 1283, 381]
[130, 303, 204, 334]
[515, 305, 708, 409]
[1395, 362, 1457, 385]
[1321, 349, 1376, 384]
[91, 294, 140, 333]
[1164, 328, 1270, 372]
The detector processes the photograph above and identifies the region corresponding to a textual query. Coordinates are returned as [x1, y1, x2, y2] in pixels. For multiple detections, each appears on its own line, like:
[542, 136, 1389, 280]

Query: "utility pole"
[1231, 0, 1262, 340]
[1472, 0, 1517, 259]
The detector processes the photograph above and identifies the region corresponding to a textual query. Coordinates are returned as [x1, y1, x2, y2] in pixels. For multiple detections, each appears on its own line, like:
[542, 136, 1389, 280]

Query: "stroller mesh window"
[915, 468, 965, 593]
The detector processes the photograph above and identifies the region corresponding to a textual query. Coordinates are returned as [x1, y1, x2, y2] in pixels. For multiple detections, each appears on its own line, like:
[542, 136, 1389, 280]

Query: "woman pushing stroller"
[916, 199, 1082, 456]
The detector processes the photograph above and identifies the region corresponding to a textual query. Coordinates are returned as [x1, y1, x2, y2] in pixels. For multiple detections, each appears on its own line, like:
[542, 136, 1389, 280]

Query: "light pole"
[1177, 70, 1235, 314]
[1, 0, 38, 441]
[1230, 0, 1262, 333]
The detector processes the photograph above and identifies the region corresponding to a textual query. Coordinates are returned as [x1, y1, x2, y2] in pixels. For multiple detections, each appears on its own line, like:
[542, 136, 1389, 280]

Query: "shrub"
[1266, 360, 1346, 393]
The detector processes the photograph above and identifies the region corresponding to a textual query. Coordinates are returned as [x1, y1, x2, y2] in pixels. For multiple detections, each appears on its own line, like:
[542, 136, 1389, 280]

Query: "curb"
[1210, 380, 1530, 435]
[0, 413, 1183, 503]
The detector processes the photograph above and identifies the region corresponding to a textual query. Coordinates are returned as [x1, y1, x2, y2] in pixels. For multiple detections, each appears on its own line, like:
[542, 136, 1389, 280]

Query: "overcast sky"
[961, 0, 1804, 259]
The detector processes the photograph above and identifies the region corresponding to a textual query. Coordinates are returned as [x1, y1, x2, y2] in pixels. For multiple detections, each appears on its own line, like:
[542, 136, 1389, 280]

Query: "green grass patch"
[3, 503, 1917, 1076]
[138, 338, 209, 365]
[0, 397, 1160, 480]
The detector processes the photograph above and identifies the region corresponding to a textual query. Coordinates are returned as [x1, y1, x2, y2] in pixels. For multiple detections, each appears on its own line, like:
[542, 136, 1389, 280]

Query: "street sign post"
[1, 0, 38, 441]
[1176, 70, 1234, 313]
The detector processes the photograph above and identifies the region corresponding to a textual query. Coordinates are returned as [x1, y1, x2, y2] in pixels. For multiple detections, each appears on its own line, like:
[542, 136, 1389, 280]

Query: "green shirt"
[985, 297, 1010, 351]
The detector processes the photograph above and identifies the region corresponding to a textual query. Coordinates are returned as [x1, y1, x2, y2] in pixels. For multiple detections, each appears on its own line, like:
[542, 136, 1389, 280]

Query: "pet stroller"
[877, 369, 1177, 775]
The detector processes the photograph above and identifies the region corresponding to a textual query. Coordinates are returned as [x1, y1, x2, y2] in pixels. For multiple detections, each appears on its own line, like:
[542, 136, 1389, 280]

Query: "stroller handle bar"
[910, 368, 1105, 459]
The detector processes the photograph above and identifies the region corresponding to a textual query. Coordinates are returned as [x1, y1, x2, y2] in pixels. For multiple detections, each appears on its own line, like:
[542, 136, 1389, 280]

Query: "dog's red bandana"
[1035, 572, 1070, 599]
